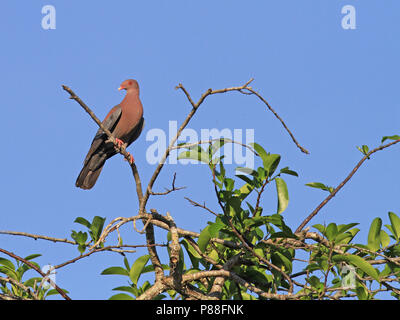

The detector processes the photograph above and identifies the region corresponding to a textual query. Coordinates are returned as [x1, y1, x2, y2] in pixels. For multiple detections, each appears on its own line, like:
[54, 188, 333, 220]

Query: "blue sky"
[0, 1, 399, 299]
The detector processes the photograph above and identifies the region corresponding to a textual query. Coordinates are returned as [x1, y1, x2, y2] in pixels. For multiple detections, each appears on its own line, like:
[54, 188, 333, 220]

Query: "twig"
[243, 87, 310, 154]
[295, 139, 400, 233]
[53, 243, 165, 270]
[149, 173, 186, 195]
[253, 177, 269, 216]
[0, 231, 76, 245]
[184, 197, 219, 217]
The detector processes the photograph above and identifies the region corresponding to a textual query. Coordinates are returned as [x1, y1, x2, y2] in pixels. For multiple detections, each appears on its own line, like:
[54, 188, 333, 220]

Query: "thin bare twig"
[296, 139, 400, 233]
[149, 173, 186, 195]
[242, 87, 309, 154]
[0, 230, 76, 245]
[184, 197, 219, 217]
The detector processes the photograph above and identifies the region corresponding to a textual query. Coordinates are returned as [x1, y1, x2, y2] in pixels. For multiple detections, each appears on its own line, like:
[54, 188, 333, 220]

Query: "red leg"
[114, 138, 124, 148]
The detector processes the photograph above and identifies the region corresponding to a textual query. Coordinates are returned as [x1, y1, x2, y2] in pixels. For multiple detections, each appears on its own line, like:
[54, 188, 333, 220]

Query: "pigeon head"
[118, 79, 139, 92]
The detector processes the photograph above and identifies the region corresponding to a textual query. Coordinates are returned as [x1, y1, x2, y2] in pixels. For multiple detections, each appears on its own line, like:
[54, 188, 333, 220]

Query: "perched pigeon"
[76, 79, 144, 189]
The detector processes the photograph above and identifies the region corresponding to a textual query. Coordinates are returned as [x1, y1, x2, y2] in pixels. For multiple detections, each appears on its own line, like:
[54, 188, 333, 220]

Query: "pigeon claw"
[114, 138, 124, 148]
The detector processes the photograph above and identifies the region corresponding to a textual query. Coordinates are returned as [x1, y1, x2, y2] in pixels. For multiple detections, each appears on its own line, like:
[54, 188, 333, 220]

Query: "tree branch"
[295, 139, 400, 233]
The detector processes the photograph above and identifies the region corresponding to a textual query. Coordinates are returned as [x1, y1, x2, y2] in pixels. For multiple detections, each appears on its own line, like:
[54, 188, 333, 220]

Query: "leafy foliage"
[99, 140, 400, 300]
[71, 216, 106, 253]
[0, 254, 67, 300]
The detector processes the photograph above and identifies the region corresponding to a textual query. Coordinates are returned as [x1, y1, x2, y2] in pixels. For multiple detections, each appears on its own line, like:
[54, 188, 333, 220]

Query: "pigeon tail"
[75, 163, 105, 190]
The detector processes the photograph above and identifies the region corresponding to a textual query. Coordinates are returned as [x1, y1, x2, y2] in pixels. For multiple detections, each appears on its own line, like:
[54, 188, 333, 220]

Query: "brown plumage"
[76, 79, 144, 189]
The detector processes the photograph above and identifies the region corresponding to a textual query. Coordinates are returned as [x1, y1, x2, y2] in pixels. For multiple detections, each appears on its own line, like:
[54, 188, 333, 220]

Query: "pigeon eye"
[128, 81, 132, 85]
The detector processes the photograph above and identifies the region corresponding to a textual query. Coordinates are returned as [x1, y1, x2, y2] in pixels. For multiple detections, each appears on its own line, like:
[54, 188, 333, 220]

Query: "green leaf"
[249, 142, 268, 161]
[333, 254, 379, 281]
[356, 285, 369, 300]
[0, 266, 18, 280]
[381, 135, 400, 143]
[335, 233, 353, 244]
[208, 220, 225, 238]
[198, 226, 212, 252]
[181, 239, 201, 269]
[275, 178, 289, 214]
[74, 217, 91, 229]
[357, 145, 369, 155]
[244, 216, 270, 228]
[112, 286, 136, 295]
[326, 223, 338, 241]
[0, 258, 15, 270]
[71, 230, 88, 245]
[141, 264, 170, 274]
[109, 293, 134, 300]
[306, 275, 323, 290]
[23, 254, 42, 261]
[224, 178, 235, 191]
[388, 211, 400, 241]
[249, 143, 281, 177]
[305, 182, 333, 193]
[368, 217, 382, 252]
[123, 257, 130, 272]
[219, 160, 226, 179]
[77, 244, 86, 254]
[177, 149, 210, 164]
[45, 288, 70, 298]
[336, 228, 360, 245]
[337, 223, 359, 234]
[101, 266, 129, 276]
[238, 183, 254, 201]
[263, 154, 281, 177]
[313, 224, 326, 234]
[236, 174, 254, 186]
[271, 251, 292, 273]
[90, 216, 106, 242]
[380, 230, 391, 248]
[129, 255, 150, 286]
[235, 167, 258, 177]
[279, 167, 299, 177]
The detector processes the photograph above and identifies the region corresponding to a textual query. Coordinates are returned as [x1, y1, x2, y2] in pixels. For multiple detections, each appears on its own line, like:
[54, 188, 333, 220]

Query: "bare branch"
[295, 138, 400, 233]
[242, 87, 310, 154]
[0, 230, 76, 245]
[149, 173, 186, 196]
[185, 197, 219, 217]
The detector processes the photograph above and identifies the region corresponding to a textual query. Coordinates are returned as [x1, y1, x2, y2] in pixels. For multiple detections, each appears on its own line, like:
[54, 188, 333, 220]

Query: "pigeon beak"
[118, 86, 124, 91]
